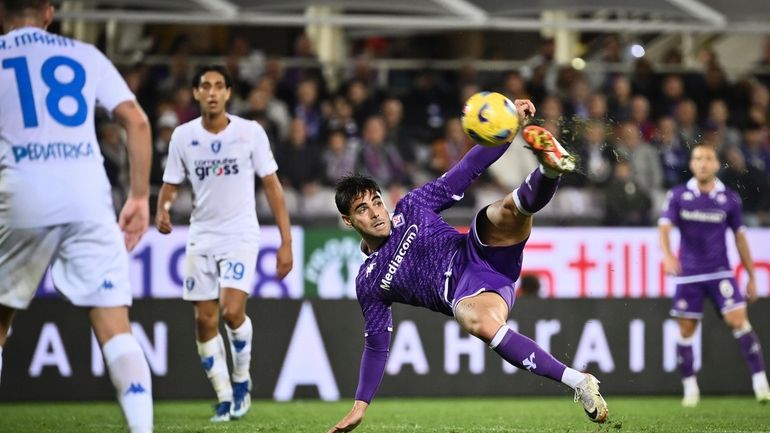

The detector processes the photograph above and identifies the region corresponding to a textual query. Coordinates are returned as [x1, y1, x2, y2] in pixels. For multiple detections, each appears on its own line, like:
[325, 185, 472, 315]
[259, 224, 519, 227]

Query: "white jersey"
[0, 27, 135, 228]
[163, 115, 278, 254]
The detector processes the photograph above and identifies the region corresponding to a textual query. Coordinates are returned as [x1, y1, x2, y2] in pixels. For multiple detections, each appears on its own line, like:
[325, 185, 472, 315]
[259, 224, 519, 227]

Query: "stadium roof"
[53, 0, 770, 34]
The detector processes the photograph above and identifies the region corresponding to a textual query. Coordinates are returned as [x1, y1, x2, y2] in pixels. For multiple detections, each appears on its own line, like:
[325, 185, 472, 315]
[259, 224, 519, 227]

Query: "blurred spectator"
[502, 70, 530, 101]
[172, 86, 198, 124]
[248, 76, 291, 142]
[576, 120, 615, 187]
[346, 79, 379, 128]
[357, 116, 411, 187]
[653, 74, 685, 120]
[706, 99, 742, 151]
[719, 146, 769, 227]
[674, 99, 702, 147]
[604, 160, 652, 226]
[608, 75, 632, 120]
[517, 274, 541, 298]
[430, 118, 471, 176]
[630, 95, 656, 142]
[276, 118, 324, 191]
[564, 76, 591, 120]
[615, 121, 663, 194]
[742, 122, 770, 176]
[588, 93, 609, 121]
[294, 78, 324, 141]
[322, 130, 358, 186]
[382, 96, 417, 167]
[653, 116, 689, 188]
[403, 69, 452, 143]
[327, 94, 360, 140]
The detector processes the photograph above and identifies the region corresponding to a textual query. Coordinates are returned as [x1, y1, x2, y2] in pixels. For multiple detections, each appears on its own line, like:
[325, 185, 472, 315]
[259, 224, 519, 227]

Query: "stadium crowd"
[97, 33, 770, 227]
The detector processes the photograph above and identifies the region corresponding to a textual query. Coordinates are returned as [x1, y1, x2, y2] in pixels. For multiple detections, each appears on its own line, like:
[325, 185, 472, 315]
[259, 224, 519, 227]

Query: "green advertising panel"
[303, 228, 364, 299]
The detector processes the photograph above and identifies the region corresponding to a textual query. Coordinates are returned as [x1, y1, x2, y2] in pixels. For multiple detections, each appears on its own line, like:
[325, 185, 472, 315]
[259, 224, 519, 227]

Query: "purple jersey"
[659, 178, 745, 278]
[355, 144, 511, 337]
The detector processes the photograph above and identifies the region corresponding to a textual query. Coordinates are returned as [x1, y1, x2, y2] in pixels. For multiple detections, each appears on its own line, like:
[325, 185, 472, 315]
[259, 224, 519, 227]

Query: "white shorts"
[182, 249, 258, 301]
[0, 222, 131, 309]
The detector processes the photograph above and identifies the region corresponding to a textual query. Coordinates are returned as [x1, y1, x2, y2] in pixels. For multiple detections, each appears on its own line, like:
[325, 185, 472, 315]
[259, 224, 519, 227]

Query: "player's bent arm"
[329, 331, 391, 433]
[156, 183, 179, 235]
[658, 223, 681, 276]
[113, 100, 152, 199]
[735, 230, 757, 300]
[261, 173, 293, 279]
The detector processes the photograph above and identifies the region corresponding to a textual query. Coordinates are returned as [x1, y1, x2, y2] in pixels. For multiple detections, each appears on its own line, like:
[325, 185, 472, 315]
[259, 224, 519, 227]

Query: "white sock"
[753, 372, 769, 392]
[682, 376, 699, 393]
[102, 334, 153, 433]
[0, 346, 4, 386]
[539, 164, 561, 179]
[561, 367, 585, 389]
[197, 334, 233, 402]
[225, 317, 253, 383]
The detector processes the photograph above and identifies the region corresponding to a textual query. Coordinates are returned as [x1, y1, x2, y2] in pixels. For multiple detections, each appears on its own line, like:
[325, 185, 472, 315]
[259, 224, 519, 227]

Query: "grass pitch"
[0, 396, 768, 432]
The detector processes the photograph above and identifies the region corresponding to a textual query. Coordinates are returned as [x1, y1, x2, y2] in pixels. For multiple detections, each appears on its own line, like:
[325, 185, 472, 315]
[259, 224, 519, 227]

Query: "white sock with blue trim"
[226, 317, 252, 383]
[102, 333, 153, 433]
[197, 334, 233, 402]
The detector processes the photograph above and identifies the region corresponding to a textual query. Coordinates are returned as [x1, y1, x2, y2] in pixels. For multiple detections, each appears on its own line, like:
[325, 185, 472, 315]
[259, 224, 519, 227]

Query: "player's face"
[689, 146, 719, 182]
[194, 71, 231, 116]
[342, 191, 391, 239]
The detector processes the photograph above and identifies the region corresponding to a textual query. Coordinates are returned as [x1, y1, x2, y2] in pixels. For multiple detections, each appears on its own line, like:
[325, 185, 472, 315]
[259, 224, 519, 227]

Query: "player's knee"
[220, 306, 245, 328]
[459, 315, 498, 342]
[724, 313, 748, 331]
[195, 310, 218, 330]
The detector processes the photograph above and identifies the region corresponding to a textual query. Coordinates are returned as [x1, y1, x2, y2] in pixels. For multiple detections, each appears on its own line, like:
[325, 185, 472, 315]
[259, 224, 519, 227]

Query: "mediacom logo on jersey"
[194, 158, 239, 180]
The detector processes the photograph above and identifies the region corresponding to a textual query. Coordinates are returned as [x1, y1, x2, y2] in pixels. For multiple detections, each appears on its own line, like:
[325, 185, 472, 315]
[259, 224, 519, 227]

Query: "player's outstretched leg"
[197, 334, 234, 422]
[488, 325, 609, 423]
[226, 316, 253, 418]
[733, 322, 770, 403]
[522, 125, 576, 174]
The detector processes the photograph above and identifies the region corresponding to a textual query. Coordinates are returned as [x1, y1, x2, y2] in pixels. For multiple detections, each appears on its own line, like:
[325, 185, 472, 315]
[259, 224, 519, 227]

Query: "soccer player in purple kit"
[327, 101, 608, 433]
[659, 142, 770, 407]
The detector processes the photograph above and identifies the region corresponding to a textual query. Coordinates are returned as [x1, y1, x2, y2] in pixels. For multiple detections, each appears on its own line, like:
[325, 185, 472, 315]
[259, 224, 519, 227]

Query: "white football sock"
[561, 367, 586, 389]
[197, 334, 233, 402]
[226, 317, 253, 383]
[102, 333, 153, 433]
[753, 372, 769, 392]
[0, 345, 4, 386]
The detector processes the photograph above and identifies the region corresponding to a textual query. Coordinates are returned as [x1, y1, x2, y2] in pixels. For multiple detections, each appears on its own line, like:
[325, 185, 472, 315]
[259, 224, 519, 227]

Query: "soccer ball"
[461, 91, 520, 146]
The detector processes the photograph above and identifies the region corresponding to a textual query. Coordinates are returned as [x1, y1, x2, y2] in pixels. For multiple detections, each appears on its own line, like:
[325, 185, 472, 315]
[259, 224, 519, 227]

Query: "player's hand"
[663, 254, 681, 276]
[155, 209, 173, 235]
[119, 196, 149, 252]
[276, 242, 293, 280]
[746, 276, 758, 303]
[327, 401, 367, 433]
[513, 99, 536, 119]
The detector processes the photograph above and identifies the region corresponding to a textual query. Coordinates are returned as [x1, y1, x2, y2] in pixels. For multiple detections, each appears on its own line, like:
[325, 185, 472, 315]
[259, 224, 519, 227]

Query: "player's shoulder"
[667, 184, 690, 200]
[174, 117, 202, 134]
[721, 185, 743, 206]
[228, 114, 262, 130]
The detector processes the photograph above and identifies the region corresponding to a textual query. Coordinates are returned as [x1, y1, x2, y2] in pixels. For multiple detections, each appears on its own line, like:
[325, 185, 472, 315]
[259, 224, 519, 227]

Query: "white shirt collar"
[686, 177, 725, 198]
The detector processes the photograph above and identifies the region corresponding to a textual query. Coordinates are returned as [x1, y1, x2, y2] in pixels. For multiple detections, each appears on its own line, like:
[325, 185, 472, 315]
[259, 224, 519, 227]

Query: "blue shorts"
[448, 207, 525, 314]
[671, 277, 746, 319]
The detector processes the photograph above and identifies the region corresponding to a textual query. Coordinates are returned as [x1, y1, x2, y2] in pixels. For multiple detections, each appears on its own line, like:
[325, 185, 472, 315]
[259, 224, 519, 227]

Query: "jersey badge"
[392, 213, 404, 228]
[211, 140, 222, 154]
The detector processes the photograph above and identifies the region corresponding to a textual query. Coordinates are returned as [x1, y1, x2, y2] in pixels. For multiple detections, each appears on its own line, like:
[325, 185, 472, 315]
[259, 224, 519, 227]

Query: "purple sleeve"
[727, 191, 745, 232]
[659, 190, 679, 225]
[354, 331, 391, 403]
[408, 143, 511, 212]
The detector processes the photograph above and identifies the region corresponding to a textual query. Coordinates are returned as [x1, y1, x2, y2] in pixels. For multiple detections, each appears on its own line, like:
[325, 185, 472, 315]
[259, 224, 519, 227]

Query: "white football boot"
[574, 373, 608, 423]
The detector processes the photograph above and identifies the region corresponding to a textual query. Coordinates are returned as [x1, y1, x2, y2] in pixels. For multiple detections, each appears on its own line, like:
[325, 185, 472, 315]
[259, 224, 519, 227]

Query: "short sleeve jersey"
[355, 176, 468, 337]
[659, 178, 745, 277]
[0, 27, 135, 227]
[163, 115, 278, 254]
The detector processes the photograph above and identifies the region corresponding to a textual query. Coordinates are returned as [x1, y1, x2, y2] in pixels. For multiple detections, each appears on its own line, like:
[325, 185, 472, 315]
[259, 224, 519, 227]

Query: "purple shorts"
[671, 277, 746, 319]
[448, 207, 525, 314]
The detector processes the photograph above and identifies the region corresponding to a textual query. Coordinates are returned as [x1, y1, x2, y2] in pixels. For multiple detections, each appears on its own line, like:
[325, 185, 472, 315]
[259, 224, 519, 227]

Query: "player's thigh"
[466, 209, 526, 280]
[182, 253, 220, 302]
[474, 202, 532, 248]
[216, 249, 258, 298]
[51, 222, 132, 308]
[705, 278, 746, 317]
[670, 281, 707, 320]
[0, 225, 62, 310]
